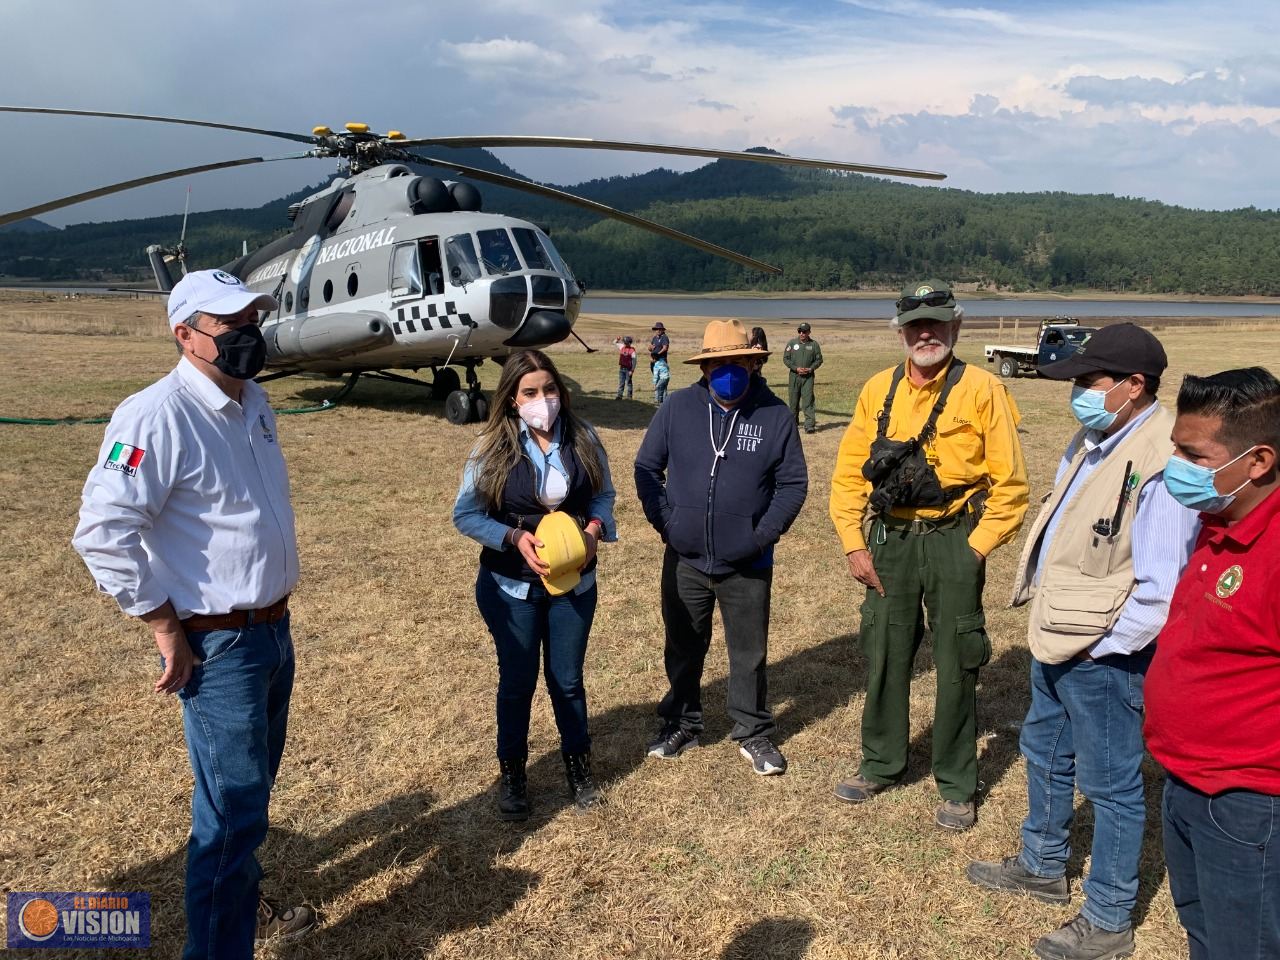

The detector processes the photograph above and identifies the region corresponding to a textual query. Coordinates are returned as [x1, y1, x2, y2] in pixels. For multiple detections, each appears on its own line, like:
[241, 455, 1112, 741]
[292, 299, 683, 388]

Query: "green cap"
[797, 322, 811, 333]
[895, 278, 957, 326]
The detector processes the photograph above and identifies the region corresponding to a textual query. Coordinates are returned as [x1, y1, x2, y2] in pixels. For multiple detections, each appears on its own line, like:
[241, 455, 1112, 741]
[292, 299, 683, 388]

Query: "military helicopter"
[0, 106, 946, 423]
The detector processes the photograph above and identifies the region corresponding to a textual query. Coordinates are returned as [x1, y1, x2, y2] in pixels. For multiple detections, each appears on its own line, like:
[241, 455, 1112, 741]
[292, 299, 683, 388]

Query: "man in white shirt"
[73, 270, 313, 959]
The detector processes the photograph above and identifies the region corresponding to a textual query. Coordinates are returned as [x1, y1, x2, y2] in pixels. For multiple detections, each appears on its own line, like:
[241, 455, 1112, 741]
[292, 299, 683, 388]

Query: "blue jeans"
[475, 572, 596, 759]
[1017, 649, 1150, 933]
[176, 616, 295, 960]
[1163, 776, 1280, 960]
[617, 367, 633, 398]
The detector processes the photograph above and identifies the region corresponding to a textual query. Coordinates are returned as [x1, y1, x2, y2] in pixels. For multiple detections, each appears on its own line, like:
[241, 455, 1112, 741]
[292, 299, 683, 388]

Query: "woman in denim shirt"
[453, 349, 617, 820]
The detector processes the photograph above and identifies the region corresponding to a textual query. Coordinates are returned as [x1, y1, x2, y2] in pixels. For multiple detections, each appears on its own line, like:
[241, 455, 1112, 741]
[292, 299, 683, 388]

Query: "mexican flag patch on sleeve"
[104, 442, 145, 477]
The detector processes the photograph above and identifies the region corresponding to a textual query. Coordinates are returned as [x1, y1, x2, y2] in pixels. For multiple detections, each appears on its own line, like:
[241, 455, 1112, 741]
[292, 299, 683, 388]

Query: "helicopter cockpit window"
[390, 243, 423, 298]
[446, 234, 481, 286]
[512, 228, 553, 271]
[536, 230, 577, 284]
[477, 228, 521, 275]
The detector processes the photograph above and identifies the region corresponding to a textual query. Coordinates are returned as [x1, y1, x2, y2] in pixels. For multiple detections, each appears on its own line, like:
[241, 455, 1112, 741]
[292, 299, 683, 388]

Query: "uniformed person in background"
[829, 278, 1029, 832]
[73, 270, 315, 959]
[783, 322, 823, 433]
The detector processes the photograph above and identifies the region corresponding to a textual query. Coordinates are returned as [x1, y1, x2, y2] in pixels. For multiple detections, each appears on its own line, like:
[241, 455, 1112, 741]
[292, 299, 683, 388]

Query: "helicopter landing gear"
[430, 366, 461, 401]
[444, 363, 488, 425]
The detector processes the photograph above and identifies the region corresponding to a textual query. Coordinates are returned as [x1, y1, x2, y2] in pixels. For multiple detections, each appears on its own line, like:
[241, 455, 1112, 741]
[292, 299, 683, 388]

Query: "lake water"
[583, 296, 1280, 320]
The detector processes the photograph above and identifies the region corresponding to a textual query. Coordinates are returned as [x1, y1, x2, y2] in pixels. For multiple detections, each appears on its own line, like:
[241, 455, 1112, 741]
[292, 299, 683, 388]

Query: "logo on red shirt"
[1215, 564, 1244, 598]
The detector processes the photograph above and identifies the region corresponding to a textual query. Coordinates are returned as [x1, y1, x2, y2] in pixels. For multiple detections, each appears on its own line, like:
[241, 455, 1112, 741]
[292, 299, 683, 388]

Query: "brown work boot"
[935, 799, 976, 831]
[255, 896, 316, 943]
[1033, 914, 1134, 960]
[966, 855, 1070, 904]
[833, 772, 894, 804]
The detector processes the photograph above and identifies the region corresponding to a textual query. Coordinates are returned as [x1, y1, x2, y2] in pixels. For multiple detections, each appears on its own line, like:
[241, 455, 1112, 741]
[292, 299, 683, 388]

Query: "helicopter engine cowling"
[408, 176, 454, 214]
[265, 312, 395, 363]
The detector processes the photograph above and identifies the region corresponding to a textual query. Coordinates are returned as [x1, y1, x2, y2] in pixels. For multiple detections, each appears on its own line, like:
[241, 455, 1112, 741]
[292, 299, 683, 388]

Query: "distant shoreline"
[589, 289, 1280, 304]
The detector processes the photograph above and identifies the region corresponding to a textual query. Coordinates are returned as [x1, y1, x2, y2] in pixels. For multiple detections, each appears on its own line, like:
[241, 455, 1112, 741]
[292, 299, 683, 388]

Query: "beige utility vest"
[1011, 404, 1175, 664]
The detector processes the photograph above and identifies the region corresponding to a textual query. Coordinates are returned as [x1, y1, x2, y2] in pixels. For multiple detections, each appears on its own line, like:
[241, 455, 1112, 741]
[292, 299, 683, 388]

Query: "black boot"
[497, 756, 529, 821]
[562, 751, 604, 810]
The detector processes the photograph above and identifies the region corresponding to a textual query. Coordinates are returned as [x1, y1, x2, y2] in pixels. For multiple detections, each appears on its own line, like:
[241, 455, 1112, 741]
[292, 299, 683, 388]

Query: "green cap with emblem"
[894, 278, 957, 327]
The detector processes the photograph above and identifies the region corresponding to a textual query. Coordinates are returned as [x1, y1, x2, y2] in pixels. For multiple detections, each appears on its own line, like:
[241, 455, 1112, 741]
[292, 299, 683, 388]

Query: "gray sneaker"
[738, 736, 787, 775]
[1033, 914, 1134, 960]
[935, 799, 977, 831]
[966, 855, 1070, 904]
[647, 723, 699, 759]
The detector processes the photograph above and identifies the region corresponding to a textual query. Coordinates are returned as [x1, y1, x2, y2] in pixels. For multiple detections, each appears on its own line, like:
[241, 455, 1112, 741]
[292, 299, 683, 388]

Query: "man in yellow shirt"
[829, 279, 1029, 831]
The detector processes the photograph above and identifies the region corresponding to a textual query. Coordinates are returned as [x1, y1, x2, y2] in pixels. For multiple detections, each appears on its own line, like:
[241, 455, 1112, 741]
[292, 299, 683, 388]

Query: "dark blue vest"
[479, 441, 598, 583]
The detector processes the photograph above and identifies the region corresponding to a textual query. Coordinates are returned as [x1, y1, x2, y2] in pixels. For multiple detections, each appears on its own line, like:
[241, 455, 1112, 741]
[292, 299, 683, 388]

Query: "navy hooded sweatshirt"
[634, 375, 808, 575]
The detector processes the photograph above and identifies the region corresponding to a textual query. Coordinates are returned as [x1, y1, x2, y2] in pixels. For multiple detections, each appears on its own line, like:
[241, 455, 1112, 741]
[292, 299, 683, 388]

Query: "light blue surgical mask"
[1162, 446, 1257, 514]
[1069, 379, 1131, 431]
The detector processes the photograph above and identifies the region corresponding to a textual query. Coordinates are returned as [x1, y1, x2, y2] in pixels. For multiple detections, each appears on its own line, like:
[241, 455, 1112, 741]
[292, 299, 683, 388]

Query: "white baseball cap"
[166, 269, 278, 329]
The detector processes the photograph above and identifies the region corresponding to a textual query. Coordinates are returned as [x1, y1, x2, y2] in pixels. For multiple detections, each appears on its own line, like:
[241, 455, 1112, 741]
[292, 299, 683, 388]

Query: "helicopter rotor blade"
[179, 186, 191, 245]
[402, 151, 783, 275]
[0, 153, 311, 229]
[0, 106, 316, 145]
[396, 135, 946, 181]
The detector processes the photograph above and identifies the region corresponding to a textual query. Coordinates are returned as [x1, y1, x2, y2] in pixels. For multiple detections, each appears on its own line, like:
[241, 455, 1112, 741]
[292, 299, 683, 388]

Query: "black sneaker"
[738, 736, 787, 775]
[1033, 914, 1134, 960]
[966, 855, 1070, 904]
[646, 723, 699, 759]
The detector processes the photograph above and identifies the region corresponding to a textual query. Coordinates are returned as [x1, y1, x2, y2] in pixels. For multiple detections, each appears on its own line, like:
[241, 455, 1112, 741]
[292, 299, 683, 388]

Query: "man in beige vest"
[967, 324, 1199, 960]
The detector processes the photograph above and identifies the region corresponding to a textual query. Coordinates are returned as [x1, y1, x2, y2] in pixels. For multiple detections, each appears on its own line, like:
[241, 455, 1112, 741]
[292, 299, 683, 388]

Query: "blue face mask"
[1162, 447, 1257, 514]
[708, 363, 750, 403]
[1069, 380, 1130, 431]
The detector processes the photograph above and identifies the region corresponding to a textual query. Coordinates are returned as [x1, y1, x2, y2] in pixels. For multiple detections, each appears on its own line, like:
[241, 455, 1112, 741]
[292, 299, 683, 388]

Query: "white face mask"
[517, 396, 560, 432]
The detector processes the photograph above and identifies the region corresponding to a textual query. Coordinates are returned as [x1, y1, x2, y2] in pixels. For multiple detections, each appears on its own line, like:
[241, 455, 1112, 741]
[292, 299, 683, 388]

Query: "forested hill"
[4, 148, 1280, 296]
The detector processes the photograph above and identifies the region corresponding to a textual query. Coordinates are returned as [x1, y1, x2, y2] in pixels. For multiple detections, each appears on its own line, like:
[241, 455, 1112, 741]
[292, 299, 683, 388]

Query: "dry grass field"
[2, 292, 1277, 959]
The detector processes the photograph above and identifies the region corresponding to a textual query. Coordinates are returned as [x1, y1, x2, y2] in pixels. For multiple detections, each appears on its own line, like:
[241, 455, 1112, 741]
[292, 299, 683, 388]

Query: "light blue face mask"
[1069, 379, 1130, 431]
[1163, 446, 1257, 514]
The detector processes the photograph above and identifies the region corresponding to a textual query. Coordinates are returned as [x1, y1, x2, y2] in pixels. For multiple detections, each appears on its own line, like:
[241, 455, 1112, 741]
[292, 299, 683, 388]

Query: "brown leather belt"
[181, 596, 289, 633]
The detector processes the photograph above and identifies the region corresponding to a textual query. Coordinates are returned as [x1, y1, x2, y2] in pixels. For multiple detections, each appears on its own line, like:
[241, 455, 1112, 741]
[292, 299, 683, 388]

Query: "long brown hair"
[469, 349, 606, 510]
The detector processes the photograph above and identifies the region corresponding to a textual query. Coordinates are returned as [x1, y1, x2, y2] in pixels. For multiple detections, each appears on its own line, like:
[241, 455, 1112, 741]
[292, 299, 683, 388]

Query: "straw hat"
[684, 319, 771, 364]
[534, 512, 588, 596]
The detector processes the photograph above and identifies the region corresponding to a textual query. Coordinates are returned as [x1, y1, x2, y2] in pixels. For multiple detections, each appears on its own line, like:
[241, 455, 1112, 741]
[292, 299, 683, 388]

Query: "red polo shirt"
[1145, 485, 1280, 795]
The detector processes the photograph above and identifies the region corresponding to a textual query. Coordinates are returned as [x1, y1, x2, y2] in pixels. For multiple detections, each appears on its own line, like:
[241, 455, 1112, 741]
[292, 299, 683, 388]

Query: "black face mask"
[190, 323, 267, 380]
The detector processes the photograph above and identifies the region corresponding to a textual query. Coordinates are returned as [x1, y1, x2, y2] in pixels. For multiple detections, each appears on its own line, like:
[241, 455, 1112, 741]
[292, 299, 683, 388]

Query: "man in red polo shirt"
[1144, 366, 1280, 960]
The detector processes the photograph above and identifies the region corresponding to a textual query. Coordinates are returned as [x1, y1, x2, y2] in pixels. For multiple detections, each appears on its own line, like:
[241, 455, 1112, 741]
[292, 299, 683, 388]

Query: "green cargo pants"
[857, 512, 990, 801]
[788, 372, 816, 430]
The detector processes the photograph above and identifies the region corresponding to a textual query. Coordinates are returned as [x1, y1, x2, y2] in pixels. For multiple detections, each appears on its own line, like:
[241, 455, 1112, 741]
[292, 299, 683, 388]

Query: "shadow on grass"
[102, 632, 874, 955]
[721, 917, 816, 960]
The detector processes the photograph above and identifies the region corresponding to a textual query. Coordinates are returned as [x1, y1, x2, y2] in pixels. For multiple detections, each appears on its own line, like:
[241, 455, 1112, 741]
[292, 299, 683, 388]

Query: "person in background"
[967, 324, 1198, 960]
[72, 270, 315, 959]
[453, 349, 618, 820]
[649, 321, 670, 371]
[653, 356, 671, 405]
[635, 319, 808, 777]
[614, 335, 637, 400]
[749, 326, 770, 382]
[829, 278, 1028, 832]
[783, 322, 823, 434]
[1144, 367, 1280, 960]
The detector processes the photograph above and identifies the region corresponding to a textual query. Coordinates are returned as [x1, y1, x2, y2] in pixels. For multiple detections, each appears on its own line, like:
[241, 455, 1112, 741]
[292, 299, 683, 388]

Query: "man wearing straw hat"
[635, 319, 808, 776]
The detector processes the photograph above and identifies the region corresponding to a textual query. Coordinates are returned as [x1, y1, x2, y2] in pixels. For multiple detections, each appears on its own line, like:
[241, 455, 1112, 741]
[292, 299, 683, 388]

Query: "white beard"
[905, 340, 954, 366]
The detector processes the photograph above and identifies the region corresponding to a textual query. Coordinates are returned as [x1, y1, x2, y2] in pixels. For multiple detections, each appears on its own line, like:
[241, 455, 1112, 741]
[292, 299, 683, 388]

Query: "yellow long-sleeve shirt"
[829, 358, 1029, 557]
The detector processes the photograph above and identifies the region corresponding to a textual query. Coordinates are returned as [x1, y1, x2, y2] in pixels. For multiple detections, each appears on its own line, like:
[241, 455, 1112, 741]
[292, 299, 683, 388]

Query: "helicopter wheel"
[472, 394, 490, 422]
[444, 389, 473, 425]
[431, 366, 462, 401]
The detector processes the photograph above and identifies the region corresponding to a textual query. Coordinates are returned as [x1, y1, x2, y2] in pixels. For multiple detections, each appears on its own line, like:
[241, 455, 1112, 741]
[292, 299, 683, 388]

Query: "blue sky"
[2, 0, 1277, 225]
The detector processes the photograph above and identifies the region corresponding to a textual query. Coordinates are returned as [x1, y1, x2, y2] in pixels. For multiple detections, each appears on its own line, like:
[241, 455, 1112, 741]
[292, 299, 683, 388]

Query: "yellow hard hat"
[534, 512, 588, 596]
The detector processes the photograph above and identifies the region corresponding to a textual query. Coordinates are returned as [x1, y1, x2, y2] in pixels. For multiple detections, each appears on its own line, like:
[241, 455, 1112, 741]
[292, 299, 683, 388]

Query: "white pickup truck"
[985, 318, 1097, 378]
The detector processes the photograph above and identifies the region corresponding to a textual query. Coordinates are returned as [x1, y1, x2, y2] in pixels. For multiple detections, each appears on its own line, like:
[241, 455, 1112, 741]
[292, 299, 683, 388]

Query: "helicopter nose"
[503, 309, 572, 347]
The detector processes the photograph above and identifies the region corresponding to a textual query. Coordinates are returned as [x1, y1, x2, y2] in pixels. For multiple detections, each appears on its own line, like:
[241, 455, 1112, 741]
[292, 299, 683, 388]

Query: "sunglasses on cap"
[896, 291, 954, 312]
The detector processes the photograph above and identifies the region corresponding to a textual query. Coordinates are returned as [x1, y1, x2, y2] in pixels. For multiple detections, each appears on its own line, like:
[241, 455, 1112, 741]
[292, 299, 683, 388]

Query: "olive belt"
[180, 595, 289, 633]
